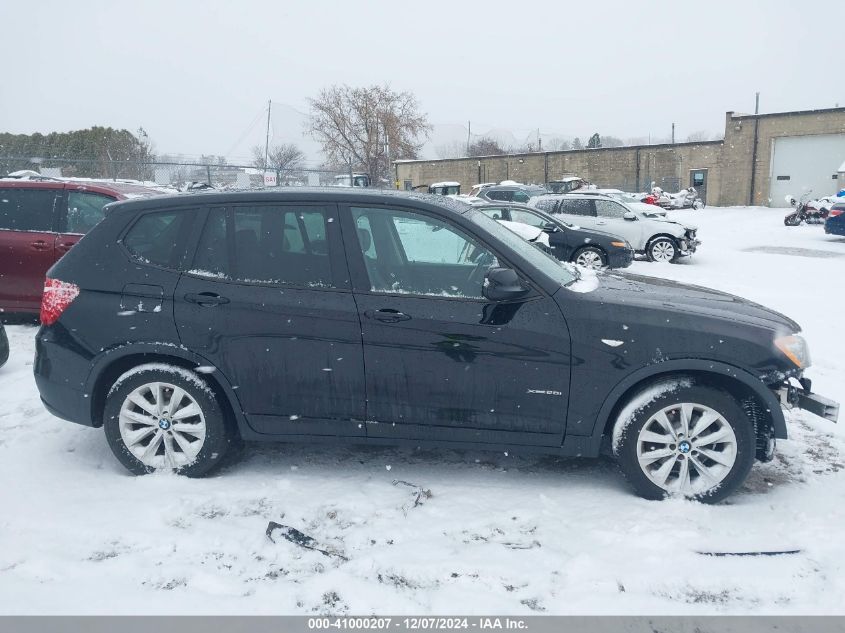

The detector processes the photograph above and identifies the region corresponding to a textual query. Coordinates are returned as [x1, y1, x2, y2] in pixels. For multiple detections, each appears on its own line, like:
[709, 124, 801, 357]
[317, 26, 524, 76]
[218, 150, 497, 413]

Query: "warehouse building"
[394, 107, 845, 207]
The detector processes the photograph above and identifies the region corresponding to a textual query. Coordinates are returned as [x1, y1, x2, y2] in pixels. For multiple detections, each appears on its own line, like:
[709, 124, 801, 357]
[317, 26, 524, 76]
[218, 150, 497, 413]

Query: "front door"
[175, 202, 366, 436]
[0, 186, 62, 313]
[690, 169, 708, 204]
[344, 204, 571, 447]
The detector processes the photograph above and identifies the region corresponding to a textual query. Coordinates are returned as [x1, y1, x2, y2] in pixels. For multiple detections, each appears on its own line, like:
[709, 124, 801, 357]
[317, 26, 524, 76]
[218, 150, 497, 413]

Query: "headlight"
[774, 334, 811, 368]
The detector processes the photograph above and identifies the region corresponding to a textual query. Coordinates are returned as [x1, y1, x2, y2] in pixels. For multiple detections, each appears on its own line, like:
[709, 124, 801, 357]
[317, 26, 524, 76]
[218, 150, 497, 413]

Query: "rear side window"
[0, 188, 59, 232]
[66, 191, 115, 234]
[191, 205, 334, 287]
[533, 198, 558, 213]
[487, 190, 513, 201]
[124, 210, 188, 267]
[511, 191, 531, 203]
[559, 199, 594, 216]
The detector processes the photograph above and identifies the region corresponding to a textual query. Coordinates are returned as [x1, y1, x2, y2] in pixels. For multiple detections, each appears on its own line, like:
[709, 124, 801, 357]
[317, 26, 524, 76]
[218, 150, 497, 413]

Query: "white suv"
[529, 194, 700, 262]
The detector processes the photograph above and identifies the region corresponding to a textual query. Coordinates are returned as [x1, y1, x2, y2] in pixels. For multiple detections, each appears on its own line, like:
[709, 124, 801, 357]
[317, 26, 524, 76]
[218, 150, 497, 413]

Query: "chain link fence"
[0, 155, 357, 190]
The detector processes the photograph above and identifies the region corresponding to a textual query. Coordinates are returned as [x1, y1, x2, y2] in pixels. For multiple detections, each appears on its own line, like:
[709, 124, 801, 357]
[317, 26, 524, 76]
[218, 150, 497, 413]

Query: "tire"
[572, 246, 607, 269]
[103, 363, 235, 476]
[612, 379, 756, 503]
[692, 200, 704, 210]
[784, 213, 802, 226]
[646, 236, 678, 263]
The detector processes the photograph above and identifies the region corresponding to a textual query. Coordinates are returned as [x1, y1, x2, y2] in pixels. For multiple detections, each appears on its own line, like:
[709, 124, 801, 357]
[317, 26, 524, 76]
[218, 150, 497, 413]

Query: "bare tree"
[435, 140, 467, 159]
[685, 130, 721, 142]
[252, 143, 305, 175]
[308, 84, 430, 185]
[467, 137, 505, 157]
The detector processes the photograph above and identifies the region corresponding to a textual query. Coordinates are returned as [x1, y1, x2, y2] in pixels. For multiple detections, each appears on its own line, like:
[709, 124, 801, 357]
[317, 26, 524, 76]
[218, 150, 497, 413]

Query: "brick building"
[394, 107, 845, 207]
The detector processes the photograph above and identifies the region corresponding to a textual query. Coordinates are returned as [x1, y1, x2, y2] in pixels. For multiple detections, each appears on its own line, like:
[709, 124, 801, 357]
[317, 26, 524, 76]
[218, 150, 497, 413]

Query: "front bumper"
[607, 248, 634, 269]
[677, 237, 701, 257]
[777, 378, 839, 423]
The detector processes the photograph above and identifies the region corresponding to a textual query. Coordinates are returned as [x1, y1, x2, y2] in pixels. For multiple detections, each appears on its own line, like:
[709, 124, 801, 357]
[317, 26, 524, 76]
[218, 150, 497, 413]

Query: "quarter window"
[66, 191, 115, 234]
[124, 211, 188, 267]
[0, 188, 58, 232]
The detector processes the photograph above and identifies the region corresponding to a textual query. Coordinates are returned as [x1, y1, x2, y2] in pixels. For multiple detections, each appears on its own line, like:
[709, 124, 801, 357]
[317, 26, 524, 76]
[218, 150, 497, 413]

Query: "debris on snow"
[265, 522, 348, 561]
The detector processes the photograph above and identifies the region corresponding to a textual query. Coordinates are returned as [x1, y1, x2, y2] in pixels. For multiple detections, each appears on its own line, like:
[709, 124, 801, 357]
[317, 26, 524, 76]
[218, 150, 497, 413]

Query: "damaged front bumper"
[777, 377, 840, 423]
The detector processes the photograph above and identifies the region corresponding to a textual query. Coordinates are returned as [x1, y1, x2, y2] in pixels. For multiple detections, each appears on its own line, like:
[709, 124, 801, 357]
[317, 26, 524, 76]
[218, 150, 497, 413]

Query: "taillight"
[830, 209, 843, 217]
[40, 278, 80, 326]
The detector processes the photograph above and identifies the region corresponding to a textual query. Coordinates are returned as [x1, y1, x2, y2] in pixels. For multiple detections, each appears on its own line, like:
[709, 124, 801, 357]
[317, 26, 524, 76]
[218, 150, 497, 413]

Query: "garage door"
[769, 134, 845, 205]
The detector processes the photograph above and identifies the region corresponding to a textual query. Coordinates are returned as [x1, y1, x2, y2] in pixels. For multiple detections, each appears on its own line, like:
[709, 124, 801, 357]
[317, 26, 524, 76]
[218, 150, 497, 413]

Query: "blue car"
[825, 203, 845, 236]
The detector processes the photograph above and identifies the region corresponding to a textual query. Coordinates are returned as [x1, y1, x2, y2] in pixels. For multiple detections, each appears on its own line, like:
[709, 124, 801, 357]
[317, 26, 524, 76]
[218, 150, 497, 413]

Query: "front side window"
[594, 199, 628, 218]
[124, 210, 188, 267]
[351, 206, 497, 298]
[66, 191, 114, 234]
[0, 188, 58, 232]
[191, 205, 333, 287]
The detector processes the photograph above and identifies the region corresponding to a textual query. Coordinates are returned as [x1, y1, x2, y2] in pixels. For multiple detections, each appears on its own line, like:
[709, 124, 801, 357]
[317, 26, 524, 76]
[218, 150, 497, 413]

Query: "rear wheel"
[613, 381, 756, 503]
[572, 246, 607, 269]
[103, 364, 235, 476]
[647, 237, 678, 263]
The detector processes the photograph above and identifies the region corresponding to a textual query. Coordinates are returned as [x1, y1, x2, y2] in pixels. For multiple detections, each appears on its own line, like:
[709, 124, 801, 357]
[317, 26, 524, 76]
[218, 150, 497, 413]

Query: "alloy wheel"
[650, 239, 676, 262]
[575, 250, 604, 269]
[118, 381, 207, 469]
[636, 402, 737, 495]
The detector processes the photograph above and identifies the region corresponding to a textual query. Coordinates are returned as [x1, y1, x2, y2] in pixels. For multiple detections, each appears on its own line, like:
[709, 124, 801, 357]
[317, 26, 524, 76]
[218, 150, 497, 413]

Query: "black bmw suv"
[34, 189, 838, 502]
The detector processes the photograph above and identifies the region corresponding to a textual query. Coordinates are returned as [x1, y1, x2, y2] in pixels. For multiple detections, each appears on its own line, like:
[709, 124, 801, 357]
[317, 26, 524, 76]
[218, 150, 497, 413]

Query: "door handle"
[184, 292, 230, 306]
[30, 240, 49, 251]
[365, 308, 411, 323]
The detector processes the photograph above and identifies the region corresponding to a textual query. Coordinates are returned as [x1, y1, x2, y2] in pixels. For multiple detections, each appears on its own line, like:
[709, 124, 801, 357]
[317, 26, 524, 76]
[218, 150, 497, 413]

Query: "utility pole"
[466, 120, 471, 155]
[671, 122, 675, 144]
[538, 128, 541, 151]
[755, 92, 760, 114]
[263, 98, 272, 172]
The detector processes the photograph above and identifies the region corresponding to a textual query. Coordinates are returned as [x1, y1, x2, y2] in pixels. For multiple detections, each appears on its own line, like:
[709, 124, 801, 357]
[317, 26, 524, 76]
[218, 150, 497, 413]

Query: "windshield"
[467, 209, 577, 286]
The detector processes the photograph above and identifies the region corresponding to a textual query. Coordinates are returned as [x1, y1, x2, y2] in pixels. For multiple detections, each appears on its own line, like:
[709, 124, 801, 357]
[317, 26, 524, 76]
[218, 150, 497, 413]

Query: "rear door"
[57, 188, 117, 257]
[0, 186, 62, 313]
[174, 202, 366, 436]
[557, 198, 598, 229]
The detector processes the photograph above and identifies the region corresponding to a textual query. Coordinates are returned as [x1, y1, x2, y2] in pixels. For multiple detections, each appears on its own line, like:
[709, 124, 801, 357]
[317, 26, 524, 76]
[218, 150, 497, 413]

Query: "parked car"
[475, 183, 548, 203]
[428, 181, 461, 196]
[0, 176, 164, 314]
[824, 203, 845, 236]
[0, 322, 8, 369]
[575, 189, 669, 216]
[546, 176, 590, 194]
[476, 203, 633, 269]
[530, 194, 700, 262]
[33, 189, 838, 502]
[466, 182, 498, 198]
[496, 219, 550, 249]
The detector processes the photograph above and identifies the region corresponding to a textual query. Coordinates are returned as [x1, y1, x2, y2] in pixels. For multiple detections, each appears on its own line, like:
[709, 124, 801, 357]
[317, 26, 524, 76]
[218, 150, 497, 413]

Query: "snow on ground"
[0, 206, 844, 615]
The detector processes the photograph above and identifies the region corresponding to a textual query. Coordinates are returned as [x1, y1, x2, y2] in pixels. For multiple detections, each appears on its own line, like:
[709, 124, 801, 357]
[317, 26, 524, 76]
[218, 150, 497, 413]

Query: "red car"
[0, 177, 165, 314]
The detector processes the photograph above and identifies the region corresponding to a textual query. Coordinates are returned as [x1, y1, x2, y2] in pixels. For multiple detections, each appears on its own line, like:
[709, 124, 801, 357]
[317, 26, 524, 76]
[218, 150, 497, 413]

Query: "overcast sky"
[1, 0, 842, 164]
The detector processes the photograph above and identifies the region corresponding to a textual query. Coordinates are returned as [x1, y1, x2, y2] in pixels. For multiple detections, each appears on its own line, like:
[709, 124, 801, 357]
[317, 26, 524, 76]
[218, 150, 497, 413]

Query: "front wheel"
[103, 364, 235, 476]
[646, 237, 678, 263]
[572, 246, 607, 269]
[613, 380, 756, 503]
[784, 213, 802, 226]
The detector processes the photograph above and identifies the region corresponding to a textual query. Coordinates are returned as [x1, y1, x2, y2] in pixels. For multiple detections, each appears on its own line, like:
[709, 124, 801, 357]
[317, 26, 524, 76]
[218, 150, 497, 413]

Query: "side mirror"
[542, 221, 559, 233]
[623, 211, 638, 221]
[483, 267, 530, 302]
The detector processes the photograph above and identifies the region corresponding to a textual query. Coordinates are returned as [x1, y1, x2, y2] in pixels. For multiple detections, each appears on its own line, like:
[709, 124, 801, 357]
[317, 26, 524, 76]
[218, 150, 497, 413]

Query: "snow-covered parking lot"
[0, 206, 843, 615]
